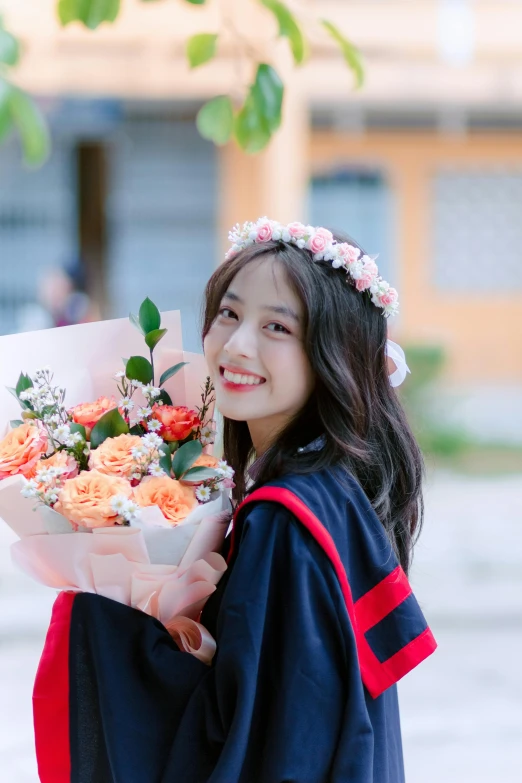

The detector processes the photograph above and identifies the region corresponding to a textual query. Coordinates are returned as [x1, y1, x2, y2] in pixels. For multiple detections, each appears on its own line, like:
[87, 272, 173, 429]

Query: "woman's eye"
[266, 322, 290, 334]
[218, 307, 237, 320]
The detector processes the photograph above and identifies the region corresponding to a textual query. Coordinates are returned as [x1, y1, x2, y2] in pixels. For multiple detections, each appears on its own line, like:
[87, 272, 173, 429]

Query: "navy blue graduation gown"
[33, 468, 436, 783]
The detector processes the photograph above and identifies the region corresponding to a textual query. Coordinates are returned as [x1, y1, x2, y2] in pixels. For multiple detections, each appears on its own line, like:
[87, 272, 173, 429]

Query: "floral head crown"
[225, 217, 399, 318]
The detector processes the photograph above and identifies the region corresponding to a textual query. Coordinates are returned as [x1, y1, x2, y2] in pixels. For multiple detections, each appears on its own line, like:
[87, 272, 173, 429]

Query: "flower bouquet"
[0, 299, 233, 664]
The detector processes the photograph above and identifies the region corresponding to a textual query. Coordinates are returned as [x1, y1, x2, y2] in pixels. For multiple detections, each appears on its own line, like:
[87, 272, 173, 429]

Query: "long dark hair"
[202, 236, 424, 572]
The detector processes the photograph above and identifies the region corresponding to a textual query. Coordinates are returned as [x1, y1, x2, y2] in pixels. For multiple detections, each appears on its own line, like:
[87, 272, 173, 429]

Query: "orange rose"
[70, 396, 117, 438]
[150, 405, 201, 443]
[134, 476, 197, 525]
[0, 424, 47, 480]
[192, 454, 219, 469]
[89, 434, 144, 479]
[56, 470, 132, 528]
[32, 450, 79, 481]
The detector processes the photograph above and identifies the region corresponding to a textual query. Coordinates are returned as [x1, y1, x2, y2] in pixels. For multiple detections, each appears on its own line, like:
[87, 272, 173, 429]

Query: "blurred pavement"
[1, 471, 521, 782]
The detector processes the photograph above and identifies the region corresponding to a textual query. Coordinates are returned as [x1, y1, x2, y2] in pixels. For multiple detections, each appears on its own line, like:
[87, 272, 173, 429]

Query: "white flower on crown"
[223, 217, 399, 317]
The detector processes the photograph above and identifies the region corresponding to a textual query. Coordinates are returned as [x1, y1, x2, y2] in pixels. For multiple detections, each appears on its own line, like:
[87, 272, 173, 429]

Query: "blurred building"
[1, 0, 522, 440]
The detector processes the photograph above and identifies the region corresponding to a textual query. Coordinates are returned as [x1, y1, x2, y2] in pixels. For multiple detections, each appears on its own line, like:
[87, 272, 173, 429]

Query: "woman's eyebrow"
[223, 291, 300, 322]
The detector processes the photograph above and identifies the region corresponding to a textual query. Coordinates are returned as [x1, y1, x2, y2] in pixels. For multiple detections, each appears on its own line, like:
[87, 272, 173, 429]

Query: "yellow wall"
[310, 132, 522, 383]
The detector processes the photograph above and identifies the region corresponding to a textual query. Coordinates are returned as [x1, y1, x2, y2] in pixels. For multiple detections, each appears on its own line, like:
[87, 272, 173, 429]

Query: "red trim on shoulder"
[354, 565, 411, 634]
[33, 591, 75, 783]
[230, 487, 437, 698]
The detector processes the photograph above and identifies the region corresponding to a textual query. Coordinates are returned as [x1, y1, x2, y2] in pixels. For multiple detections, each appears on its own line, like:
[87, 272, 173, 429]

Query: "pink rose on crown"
[256, 220, 274, 243]
[337, 243, 361, 266]
[308, 227, 334, 256]
[287, 222, 307, 240]
[355, 258, 379, 291]
[379, 288, 398, 307]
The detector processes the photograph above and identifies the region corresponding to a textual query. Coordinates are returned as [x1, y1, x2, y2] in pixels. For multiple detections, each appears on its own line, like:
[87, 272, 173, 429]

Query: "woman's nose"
[223, 322, 256, 359]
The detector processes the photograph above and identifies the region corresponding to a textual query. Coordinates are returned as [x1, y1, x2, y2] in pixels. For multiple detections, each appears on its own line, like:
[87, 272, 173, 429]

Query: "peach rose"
[56, 470, 132, 528]
[150, 405, 201, 443]
[309, 227, 333, 255]
[32, 450, 79, 481]
[192, 454, 219, 469]
[134, 476, 197, 525]
[89, 434, 144, 479]
[70, 396, 117, 438]
[0, 424, 47, 480]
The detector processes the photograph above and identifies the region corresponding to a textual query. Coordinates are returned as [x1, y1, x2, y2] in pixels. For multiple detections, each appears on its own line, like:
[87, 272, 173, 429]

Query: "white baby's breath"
[147, 419, 162, 433]
[195, 486, 211, 503]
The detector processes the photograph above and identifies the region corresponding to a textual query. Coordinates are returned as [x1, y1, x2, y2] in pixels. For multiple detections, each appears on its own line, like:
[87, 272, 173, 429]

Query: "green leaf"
[138, 297, 161, 334]
[235, 92, 271, 155]
[235, 64, 284, 153]
[129, 423, 145, 436]
[7, 88, 50, 166]
[156, 389, 173, 406]
[183, 466, 218, 482]
[15, 372, 33, 396]
[168, 441, 179, 453]
[69, 422, 87, 440]
[0, 26, 20, 67]
[321, 19, 364, 89]
[159, 362, 188, 387]
[7, 385, 33, 410]
[144, 328, 167, 351]
[260, 0, 306, 65]
[158, 443, 172, 476]
[172, 440, 202, 480]
[90, 409, 129, 449]
[253, 63, 284, 133]
[10, 420, 23, 429]
[196, 96, 234, 146]
[187, 33, 218, 68]
[58, 0, 121, 30]
[129, 312, 145, 335]
[126, 356, 153, 385]
[184, 0, 206, 4]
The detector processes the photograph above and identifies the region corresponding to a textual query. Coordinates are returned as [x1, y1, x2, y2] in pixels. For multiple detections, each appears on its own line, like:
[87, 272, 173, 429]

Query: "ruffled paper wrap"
[0, 479, 230, 664]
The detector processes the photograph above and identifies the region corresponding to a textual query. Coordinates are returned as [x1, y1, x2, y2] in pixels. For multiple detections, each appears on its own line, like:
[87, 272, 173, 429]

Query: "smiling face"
[204, 256, 315, 454]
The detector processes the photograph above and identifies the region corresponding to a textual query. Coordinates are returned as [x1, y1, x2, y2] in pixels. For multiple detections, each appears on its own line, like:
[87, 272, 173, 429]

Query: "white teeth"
[223, 369, 262, 386]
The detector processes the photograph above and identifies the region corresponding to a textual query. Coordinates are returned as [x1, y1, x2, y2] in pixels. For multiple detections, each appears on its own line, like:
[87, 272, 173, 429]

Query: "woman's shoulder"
[255, 467, 400, 601]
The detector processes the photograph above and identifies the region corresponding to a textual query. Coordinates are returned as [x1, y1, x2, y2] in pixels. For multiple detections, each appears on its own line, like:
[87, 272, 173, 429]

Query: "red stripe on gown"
[33, 591, 75, 783]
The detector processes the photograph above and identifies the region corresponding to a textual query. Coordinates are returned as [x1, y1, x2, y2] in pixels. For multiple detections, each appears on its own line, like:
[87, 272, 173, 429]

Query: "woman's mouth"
[219, 366, 266, 389]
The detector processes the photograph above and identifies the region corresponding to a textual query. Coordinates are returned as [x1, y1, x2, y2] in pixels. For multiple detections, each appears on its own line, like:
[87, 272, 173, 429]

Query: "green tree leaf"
[10, 420, 23, 429]
[145, 328, 167, 351]
[321, 19, 364, 89]
[7, 88, 50, 166]
[187, 33, 218, 68]
[260, 0, 306, 65]
[172, 439, 202, 480]
[90, 408, 129, 449]
[183, 466, 218, 482]
[196, 96, 234, 146]
[184, 0, 207, 4]
[126, 356, 153, 384]
[58, 0, 121, 30]
[129, 311, 145, 335]
[253, 63, 284, 133]
[235, 64, 283, 153]
[0, 25, 20, 67]
[138, 297, 161, 334]
[159, 362, 188, 387]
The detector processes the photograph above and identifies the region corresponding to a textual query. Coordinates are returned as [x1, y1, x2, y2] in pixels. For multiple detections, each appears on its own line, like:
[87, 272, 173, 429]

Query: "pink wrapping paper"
[0, 310, 227, 662]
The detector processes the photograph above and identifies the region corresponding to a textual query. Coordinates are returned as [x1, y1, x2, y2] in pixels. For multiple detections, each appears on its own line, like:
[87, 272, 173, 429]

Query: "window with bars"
[432, 170, 522, 292]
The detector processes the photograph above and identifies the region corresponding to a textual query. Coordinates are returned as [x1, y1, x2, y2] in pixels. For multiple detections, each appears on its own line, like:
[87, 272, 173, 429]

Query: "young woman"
[35, 219, 436, 783]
